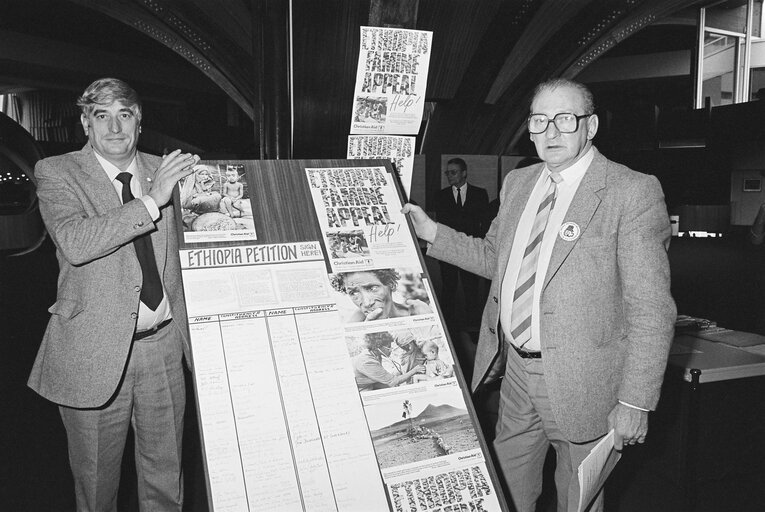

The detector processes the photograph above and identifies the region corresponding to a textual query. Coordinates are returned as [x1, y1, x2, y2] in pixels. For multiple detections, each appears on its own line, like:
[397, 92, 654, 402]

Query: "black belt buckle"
[513, 345, 542, 359]
[134, 318, 171, 341]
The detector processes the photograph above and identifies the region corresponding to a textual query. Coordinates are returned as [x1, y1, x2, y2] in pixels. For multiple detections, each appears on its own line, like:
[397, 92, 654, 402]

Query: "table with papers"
[659, 322, 765, 509]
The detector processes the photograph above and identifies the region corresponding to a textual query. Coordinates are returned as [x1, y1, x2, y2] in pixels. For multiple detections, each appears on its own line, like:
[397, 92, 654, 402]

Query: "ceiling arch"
[420, 0, 704, 157]
[0, 0, 707, 158]
[66, 0, 256, 118]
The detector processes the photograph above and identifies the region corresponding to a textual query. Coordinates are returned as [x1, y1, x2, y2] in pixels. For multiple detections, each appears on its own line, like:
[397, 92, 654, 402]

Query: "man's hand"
[607, 402, 648, 450]
[401, 203, 438, 243]
[147, 150, 200, 207]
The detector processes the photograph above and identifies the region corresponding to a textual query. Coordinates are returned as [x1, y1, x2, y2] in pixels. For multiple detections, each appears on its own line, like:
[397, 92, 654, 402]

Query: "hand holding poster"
[351, 27, 433, 135]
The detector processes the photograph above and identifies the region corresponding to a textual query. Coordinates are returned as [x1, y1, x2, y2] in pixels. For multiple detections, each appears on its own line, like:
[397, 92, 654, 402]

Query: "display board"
[174, 159, 507, 512]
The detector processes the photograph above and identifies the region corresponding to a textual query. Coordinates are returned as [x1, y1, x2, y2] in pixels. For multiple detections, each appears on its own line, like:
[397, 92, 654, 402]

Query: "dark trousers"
[439, 261, 485, 328]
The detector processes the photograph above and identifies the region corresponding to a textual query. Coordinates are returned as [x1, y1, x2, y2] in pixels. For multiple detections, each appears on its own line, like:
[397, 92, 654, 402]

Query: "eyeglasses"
[444, 169, 462, 176]
[527, 113, 592, 134]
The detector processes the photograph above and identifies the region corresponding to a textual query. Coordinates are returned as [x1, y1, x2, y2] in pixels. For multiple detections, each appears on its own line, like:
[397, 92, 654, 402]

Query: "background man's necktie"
[509, 172, 562, 349]
[115, 172, 163, 311]
[456, 187, 463, 208]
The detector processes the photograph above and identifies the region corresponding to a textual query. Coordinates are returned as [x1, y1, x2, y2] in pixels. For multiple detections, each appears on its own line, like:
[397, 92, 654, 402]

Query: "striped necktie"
[509, 171, 562, 349]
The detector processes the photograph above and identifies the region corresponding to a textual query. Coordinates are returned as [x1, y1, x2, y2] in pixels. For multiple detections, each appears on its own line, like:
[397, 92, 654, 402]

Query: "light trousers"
[59, 323, 186, 512]
[493, 349, 604, 512]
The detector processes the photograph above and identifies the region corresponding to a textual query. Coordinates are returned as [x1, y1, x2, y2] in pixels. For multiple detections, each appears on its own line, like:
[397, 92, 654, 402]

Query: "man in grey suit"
[403, 78, 675, 512]
[28, 78, 198, 511]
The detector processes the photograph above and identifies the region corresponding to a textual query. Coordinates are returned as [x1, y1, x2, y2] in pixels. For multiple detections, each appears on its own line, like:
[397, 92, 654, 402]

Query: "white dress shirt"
[452, 183, 468, 205]
[500, 148, 593, 351]
[95, 150, 172, 331]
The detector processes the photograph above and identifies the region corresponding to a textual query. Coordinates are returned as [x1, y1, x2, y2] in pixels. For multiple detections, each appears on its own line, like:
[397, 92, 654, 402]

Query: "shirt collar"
[546, 146, 594, 184]
[93, 149, 138, 182]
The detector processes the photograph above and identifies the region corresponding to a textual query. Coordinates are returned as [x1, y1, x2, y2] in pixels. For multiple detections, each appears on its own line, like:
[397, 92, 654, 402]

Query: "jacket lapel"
[543, 150, 607, 290]
[78, 144, 123, 214]
[134, 152, 158, 202]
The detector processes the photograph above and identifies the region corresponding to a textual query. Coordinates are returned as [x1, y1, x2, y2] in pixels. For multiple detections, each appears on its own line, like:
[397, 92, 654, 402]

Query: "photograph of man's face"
[343, 271, 393, 318]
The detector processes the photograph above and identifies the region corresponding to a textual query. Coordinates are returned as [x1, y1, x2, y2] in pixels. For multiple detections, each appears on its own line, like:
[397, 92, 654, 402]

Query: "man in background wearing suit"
[404, 78, 675, 512]
[28, 78, 199, 511]
[435, 157, 489, 327]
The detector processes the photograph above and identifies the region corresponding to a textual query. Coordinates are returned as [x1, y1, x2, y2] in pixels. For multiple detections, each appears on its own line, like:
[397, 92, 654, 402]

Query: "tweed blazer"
[28, 144, 190, 408]
[428, 148, 676, 442]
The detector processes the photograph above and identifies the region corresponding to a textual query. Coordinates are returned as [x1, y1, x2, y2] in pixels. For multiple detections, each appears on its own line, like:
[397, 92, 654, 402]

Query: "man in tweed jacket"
[28, 78, 198, 511]
[404, 78, 675, 512]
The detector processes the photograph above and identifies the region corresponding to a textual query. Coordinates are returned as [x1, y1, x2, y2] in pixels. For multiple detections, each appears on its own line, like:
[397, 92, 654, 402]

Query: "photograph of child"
[178, 163, 256, 241]
[412, 340, 453, 382]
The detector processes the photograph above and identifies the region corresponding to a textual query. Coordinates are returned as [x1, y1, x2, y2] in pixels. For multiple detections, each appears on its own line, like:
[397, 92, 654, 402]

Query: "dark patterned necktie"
[115, 172, 163, 310]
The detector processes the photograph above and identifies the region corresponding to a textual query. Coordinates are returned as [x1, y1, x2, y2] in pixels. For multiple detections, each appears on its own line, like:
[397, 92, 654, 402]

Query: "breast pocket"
[48, 298, 84, 319]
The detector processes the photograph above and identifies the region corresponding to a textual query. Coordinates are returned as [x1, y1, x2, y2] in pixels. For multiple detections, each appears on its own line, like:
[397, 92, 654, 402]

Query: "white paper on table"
[577, 429, 621, 512]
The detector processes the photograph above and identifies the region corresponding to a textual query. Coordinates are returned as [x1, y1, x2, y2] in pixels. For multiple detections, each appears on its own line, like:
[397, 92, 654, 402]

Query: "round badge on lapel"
[559, 221, 580, 242]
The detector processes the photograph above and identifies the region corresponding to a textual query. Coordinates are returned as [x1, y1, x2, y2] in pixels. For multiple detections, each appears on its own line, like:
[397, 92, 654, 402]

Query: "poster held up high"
[351, 27, 432, 135]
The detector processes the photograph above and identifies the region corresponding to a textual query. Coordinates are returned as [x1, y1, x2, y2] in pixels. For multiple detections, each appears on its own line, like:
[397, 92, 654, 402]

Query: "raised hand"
[148, 150, 200, 207]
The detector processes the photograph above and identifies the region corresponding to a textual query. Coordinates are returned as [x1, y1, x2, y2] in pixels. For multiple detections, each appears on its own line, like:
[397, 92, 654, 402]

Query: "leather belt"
[134, 318, 172, 341]
[512, 344, 542, 359]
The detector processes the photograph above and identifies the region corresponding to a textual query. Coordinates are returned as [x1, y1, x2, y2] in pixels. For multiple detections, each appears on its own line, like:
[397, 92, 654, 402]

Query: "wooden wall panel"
[291, 0, 371, 160]
[410, 154, 427, 208]
[415, 0, 501, 101]
[177, 159, 395, 251]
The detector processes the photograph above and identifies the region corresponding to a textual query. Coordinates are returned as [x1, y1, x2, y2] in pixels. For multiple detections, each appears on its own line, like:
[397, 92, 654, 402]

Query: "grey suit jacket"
[428, 148, 676, 441]
[28, 144, 190, 408]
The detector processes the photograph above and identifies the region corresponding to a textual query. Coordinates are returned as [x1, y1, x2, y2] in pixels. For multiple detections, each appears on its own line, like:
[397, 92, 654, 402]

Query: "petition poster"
[180, 243, 388, 512]
[351, 27, 432, 135]
[174, 160, 506, 511]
